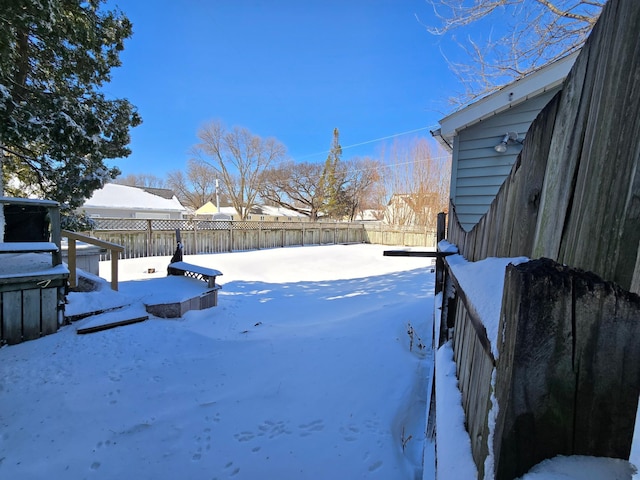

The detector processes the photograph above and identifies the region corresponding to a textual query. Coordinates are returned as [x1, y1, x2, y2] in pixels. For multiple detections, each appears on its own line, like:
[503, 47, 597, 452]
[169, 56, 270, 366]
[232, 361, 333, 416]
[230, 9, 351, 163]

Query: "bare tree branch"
[194, 120, 286, 220]
[424, 0, 603, 105]
[378, 138, 450, 227]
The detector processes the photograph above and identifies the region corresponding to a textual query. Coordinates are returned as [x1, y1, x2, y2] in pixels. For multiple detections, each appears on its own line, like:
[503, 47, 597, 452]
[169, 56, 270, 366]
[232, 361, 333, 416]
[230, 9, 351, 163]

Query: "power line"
[295, 125, 435, 161]
[346, 154, 452, 176]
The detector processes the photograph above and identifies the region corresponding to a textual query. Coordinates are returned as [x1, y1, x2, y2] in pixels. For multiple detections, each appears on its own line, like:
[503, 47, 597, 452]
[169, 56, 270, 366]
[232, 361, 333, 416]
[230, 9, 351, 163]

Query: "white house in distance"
[431, 51, 578, 231]
[384, 193, 438, 227]
[79, 183, 186, 220]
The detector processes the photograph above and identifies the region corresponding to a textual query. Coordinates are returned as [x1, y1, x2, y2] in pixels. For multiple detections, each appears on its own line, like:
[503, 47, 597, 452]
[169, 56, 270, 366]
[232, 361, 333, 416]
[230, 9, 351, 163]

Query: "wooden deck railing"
[62, 230, 124, 291]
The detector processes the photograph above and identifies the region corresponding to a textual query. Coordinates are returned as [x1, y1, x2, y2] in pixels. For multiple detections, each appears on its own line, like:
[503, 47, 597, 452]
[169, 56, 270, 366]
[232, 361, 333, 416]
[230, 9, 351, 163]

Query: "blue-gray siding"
[451, 88, 561, 231]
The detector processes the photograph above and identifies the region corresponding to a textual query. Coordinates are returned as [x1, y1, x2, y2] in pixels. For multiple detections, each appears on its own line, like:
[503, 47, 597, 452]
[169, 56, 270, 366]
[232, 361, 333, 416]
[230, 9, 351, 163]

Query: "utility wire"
[295, 125, 436, 161]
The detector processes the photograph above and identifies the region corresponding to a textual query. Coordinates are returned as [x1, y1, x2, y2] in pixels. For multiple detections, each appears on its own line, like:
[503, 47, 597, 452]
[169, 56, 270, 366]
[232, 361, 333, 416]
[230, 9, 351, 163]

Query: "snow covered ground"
[1, 243, 638, 479]
[0, 244, 436, 480]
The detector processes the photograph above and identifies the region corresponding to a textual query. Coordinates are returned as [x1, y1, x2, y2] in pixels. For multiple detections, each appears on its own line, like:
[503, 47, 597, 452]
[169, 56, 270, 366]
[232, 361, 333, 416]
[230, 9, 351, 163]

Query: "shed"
[432, 52, 578, 231]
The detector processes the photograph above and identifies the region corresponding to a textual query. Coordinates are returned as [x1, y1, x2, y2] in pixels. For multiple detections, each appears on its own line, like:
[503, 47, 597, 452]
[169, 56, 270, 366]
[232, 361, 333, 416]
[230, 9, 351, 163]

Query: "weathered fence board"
[448, 292, 494, 480]
[448, 0, 640, 296]
[493, 258, 640, 480]
[438, 3, 640, 478]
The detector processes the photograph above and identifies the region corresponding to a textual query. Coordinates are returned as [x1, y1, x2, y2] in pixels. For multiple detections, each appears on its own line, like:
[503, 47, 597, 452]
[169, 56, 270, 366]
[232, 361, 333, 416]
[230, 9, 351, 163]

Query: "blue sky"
[104, 0, 462, 179]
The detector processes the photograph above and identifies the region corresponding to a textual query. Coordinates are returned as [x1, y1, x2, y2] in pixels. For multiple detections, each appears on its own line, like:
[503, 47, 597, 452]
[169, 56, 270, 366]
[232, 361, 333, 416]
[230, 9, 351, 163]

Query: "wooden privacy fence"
[440, 262, 495, 478]
[363, 223, 437, 248]
[445, 0, 640, 294]
[87, 218, 437, 260]
[438, 251, 640, 480]
[435, 2, 640, 476]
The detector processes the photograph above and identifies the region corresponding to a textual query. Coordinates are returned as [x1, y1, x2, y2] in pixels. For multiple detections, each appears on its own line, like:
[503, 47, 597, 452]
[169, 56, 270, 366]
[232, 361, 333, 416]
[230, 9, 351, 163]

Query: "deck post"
[68, 238, 77, 287]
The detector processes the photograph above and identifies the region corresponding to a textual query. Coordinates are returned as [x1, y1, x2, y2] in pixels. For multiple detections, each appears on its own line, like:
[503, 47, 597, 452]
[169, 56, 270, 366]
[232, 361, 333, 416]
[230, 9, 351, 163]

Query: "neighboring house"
[354, 209, 384, 222]
[384, 193, 439, 227]
[79, 183, 186, 220]
[194, 202, 309, 222]
[431, 51, 578, 231]
[248, 205, 309, 222]
[193, 202, 233, 220]
[194, 201, 217, 215]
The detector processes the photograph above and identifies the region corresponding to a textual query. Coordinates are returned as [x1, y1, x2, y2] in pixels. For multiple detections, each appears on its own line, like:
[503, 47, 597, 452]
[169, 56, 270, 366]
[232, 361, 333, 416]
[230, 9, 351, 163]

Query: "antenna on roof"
[215, 179, 220, 212]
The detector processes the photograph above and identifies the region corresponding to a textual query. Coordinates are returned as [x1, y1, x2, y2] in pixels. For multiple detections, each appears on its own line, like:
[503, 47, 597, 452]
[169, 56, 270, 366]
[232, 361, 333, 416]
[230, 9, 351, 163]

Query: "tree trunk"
[0, 146, 5, 242]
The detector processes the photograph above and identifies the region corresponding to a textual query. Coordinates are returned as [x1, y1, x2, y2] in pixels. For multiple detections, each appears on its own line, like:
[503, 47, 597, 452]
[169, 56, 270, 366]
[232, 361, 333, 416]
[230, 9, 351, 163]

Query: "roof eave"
[437, 51, 579, 138]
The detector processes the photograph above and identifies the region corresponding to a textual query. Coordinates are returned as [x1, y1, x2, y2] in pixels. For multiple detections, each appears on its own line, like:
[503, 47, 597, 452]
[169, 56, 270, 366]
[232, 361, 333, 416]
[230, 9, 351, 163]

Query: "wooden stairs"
[72, 304, 149, 335]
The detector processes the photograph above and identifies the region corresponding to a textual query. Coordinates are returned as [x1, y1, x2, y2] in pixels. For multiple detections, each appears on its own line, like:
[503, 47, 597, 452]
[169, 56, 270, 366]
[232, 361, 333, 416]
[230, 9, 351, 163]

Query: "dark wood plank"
[21, 289, 41, 341]
[2, 290, 23, 345]
[493, 258, 640, 480]
[41, 287, 59, 336]
[383, 250, 454, 258]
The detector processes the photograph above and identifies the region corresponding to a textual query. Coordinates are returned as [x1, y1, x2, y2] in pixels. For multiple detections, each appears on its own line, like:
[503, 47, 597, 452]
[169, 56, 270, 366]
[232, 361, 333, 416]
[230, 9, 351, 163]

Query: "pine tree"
[0, 0, 141, 224]
[321, 128, 348, 220]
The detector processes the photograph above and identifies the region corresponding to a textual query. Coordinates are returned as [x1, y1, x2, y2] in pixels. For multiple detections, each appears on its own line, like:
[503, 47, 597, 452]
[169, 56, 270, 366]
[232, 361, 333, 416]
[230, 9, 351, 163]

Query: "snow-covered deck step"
[0, 242, 59, 254]
[66, 304, 133, 323]
[75, 305, 149, 334]
[144, 287, 219, 318]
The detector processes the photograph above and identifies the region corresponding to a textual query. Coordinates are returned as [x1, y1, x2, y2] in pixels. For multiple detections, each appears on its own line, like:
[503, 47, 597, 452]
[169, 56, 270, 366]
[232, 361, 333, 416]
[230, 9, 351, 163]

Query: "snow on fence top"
[446, 253, 528, 359]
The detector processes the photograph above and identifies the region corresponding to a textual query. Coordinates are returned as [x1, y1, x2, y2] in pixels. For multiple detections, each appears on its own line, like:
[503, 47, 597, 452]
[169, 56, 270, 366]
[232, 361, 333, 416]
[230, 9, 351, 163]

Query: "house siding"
[81, 207, 183, 220]
[451, 87, 561, 231]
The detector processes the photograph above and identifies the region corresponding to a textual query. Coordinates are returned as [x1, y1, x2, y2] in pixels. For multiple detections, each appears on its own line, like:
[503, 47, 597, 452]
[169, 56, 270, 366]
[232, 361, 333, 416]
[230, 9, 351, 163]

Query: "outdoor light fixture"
[494, 131, 522, 153]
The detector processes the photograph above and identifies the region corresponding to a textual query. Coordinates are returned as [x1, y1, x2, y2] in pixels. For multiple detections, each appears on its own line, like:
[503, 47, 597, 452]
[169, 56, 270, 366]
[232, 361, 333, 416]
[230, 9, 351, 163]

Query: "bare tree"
[260, 161, 325, 220]
[425, 0, 603, 104]
[342, 157, 382, 221]
[260, 156, 382, 222]
[115, 173, 166, 188]
[194, 120, 287, 220]
[378, 137, 450, 227]
[166, 159, 222, 211]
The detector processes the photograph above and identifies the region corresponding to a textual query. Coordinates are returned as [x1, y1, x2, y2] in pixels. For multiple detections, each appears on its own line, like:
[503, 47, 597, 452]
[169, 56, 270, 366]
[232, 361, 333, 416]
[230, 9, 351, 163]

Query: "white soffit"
[437, 51, 579, 142]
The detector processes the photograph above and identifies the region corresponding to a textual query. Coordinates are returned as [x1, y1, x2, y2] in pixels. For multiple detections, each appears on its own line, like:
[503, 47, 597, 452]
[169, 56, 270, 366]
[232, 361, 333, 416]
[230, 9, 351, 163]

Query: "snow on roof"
[140, 187, 177, 200]
[0, 196, 59, 207]
[196, 205, 307, 218]
[354, 209, 381, 221]
[258, 205, 307, 217]
[83, 184, 186, 212]
[219, 206, 237, 216]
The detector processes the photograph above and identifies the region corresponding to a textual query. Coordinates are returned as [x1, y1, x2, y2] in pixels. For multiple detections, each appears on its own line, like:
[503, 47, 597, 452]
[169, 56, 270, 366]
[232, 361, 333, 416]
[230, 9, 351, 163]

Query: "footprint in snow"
[298, 419, 324, 437]
[233, 420, 291, 443]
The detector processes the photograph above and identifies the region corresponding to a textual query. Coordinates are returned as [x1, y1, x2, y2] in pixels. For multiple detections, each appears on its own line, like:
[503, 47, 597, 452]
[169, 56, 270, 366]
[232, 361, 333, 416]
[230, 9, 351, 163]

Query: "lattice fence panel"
[93, 218, 148, 231]
[150, 219, 194, 231]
